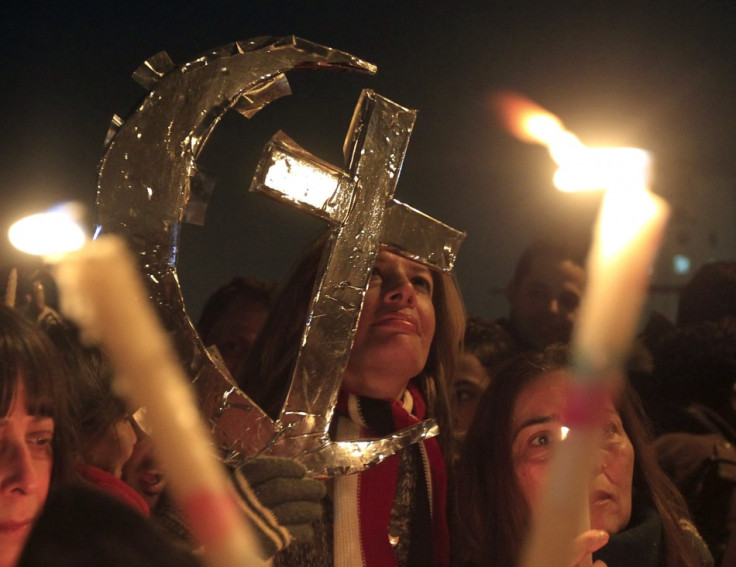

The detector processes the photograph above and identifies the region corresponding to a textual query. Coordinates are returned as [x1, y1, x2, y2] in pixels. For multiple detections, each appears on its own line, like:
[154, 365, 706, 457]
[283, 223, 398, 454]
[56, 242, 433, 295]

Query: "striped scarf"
[333, 384, 450, 567]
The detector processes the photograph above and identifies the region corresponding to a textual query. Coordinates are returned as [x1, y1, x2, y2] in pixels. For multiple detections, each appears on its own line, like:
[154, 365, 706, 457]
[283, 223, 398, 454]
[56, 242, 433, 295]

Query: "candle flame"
[492, 90, 650, 194]
[9, 204, 88, 259]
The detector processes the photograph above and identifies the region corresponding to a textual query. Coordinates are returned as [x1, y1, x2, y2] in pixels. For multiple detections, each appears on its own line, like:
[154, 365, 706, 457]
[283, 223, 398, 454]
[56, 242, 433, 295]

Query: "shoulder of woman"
[678, 519, 714, 567]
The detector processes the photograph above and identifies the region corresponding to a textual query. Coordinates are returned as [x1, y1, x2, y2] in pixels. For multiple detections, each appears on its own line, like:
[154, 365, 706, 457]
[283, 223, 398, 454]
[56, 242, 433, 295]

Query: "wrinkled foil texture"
[95, 36, 464, 476]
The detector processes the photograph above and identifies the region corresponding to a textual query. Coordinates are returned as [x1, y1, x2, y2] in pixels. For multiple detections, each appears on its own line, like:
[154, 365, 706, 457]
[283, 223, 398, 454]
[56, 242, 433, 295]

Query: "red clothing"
[76, 464, 150, 517]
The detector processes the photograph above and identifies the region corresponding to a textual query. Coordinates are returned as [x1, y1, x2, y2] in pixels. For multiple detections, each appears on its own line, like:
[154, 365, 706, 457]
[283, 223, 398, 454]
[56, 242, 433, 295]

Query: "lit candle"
[494, 92, 669, 567]
[10, 210, 263, 567]
[494, 91, 668, 380]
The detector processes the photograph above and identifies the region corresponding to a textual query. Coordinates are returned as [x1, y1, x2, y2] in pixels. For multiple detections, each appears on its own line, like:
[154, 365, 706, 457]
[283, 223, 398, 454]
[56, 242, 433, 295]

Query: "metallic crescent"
[95, 36, 377, 470]
[95, 36, 464, 477]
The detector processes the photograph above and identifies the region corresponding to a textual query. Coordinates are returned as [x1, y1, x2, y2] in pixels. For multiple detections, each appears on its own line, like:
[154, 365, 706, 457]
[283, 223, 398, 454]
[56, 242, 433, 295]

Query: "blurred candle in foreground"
[493, 92, 669, 373]
[9, 208, 263, 567]
[493, 92, 669, 567]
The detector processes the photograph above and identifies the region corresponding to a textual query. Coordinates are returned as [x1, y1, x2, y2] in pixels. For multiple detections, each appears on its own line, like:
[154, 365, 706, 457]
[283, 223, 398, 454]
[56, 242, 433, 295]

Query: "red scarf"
[334, 384, 450, 567]
[76, 463, 150, 517]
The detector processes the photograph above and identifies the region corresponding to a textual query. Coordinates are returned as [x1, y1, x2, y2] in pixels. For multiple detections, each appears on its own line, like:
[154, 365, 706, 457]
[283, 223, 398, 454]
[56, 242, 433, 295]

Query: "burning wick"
[493, 91, 669, 567]
[8, 203, 87, 259]
[560, 426, 570, 441]
[492, 90, 667, 372]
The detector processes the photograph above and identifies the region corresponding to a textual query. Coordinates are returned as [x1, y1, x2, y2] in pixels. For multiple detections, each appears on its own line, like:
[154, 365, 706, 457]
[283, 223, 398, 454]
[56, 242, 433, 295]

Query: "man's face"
[507, 256, 585, 350]
[205, 297, 270, 375]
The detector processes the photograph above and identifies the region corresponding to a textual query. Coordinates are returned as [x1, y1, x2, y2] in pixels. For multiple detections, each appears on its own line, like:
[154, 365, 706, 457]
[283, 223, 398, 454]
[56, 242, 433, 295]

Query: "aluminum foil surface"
[94, 36, 464, 476]
[249, 89, 465, 475]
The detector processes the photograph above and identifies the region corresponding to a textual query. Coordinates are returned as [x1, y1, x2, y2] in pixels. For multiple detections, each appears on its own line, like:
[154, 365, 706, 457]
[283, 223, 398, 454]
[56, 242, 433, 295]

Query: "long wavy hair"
[235, 231, 465, 459]
[455, 347, 703, 567]
[0, 305, 76, 487]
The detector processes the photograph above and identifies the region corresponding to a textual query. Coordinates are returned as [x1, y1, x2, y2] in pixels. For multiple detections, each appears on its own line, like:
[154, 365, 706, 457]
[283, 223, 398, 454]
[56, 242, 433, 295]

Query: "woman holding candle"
[454, 347, 712, 567]
[0, 307, 200, 567]
[0, 304, 206, 567]
[238, 234, 465, 567]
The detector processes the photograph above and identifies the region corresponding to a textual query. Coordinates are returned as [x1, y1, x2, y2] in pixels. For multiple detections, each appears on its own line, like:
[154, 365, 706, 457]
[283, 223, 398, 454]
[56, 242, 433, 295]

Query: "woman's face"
[343, 250, 436, 400]
[511, 371, 634, 534]
[0, 380, 54, 567]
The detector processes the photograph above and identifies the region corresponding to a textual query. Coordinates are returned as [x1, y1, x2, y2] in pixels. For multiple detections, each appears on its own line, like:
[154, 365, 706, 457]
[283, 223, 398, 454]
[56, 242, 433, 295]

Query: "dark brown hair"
[676, 261, 736, 327]
[463, 315, 517, 372]
[0, 305, 76, 487]
[41, 320, 128, 447]
[455, 347, 702, 567]
[197, 276, 278, 345]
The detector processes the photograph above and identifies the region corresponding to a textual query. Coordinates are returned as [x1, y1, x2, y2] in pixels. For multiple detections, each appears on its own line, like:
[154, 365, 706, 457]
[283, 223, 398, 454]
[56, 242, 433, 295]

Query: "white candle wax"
[496, 92, 671, 567]
[55, 235, 263, 567]
[521, 428, 599, 567]
[573, 188, 669, 376]
[522, 188, 668, 567]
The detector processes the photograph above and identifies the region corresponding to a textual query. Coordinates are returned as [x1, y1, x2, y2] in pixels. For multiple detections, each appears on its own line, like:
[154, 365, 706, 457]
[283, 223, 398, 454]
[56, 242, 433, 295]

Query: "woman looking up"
[238, 235, 465, 567]
[455, 347, 712, 567]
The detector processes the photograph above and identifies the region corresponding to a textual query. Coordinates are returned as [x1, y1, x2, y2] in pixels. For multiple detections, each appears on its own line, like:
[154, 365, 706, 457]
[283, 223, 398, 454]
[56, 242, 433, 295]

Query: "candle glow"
[9, 209, 263, 567]
[494, 91, 669, 567]
[8, 206, 87, 259]
[494, 90, 651, 193]
[493, 90, 668, 372]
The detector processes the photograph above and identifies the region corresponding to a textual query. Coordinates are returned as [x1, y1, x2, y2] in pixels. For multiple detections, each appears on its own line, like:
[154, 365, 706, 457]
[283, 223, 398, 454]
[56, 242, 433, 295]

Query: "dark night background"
[2, 1, 735, 322]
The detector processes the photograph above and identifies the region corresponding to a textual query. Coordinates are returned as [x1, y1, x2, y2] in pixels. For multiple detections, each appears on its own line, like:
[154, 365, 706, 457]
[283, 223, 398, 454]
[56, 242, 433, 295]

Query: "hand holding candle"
[494, 92, 669, 567]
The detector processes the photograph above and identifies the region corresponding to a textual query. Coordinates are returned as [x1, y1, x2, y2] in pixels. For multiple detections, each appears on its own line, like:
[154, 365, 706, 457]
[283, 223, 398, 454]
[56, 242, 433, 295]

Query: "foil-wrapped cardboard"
[95, 36, 464, 476]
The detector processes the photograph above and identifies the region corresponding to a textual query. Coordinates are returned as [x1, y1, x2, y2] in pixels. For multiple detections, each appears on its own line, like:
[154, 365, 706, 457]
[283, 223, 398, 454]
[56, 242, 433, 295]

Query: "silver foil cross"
[94, 36, 464, 476]
[248, 90, 464, 474]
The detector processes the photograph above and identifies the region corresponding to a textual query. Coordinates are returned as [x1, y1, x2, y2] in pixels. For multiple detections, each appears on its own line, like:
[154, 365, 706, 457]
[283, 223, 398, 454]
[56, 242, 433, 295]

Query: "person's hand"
[231, 457, 325, 559]
[571, 529, 609, 567]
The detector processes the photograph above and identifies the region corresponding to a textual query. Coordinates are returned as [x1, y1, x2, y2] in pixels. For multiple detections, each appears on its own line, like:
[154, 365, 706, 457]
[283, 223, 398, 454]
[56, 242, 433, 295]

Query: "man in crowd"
[497, 237, 587, 352]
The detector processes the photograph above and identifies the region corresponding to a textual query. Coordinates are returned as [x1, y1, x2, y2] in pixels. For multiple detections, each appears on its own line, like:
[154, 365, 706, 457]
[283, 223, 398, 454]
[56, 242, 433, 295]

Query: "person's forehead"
[513, 371, 622, 431]
[525, 256, 584, 287]
[513, 371, 569, 422]
[209, 318, 268, 347]
[212, 296, 268, 322]
[2, 382, 52, 420]
[375, 249, 432, 273]
[454, 353, 489, 386]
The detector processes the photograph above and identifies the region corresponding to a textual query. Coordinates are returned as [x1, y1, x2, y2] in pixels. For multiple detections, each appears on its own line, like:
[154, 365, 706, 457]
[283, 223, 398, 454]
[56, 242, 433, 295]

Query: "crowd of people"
[1, 234, 733, 566]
